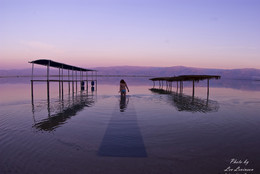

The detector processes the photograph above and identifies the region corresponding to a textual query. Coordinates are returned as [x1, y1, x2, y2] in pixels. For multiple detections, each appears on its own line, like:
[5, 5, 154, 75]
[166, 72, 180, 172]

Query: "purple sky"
[0, 0, 259, 69]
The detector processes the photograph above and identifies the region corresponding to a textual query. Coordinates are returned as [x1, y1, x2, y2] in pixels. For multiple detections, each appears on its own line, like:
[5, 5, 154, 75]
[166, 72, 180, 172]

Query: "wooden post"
[76, 71, 77, 93]
[31, 63, 35, 112]
[47, 60, 50, 81]
[177, 81, 179, 92]
[59, 68, 61, 97]
[47, 81, 50, 117]
[47, 80, 50, 105]
[62, 65, 64, 100]
[192, 80, 195, 101]
[31, 63, 34, 81]
[86, 71, 88, 91]
[31, 79, 35, 118]
[31, 80, 34, 105]
[180, 81, 183, 93]
[68, 70, 70, 94]
[207, 79, 210, 101]
[72, 68, 74, 93]
[47, 60, 50, 102]
[180, 81, 182, 92]
[96, 71, 98, 91]
[192, 80, 195, 98]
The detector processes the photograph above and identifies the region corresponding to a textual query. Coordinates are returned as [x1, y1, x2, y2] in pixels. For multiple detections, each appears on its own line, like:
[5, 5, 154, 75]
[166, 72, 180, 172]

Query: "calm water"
[0, 77, 260, 174]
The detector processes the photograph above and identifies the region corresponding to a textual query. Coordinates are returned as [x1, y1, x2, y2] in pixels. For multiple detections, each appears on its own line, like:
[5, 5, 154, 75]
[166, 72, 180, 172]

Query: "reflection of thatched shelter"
[150, 88, 219, 113]
[33, 94, 95, 131]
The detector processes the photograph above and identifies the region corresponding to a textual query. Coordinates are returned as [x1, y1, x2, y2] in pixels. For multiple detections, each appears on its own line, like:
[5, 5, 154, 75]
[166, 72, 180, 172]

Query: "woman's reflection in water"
[120, 95, 129, 112]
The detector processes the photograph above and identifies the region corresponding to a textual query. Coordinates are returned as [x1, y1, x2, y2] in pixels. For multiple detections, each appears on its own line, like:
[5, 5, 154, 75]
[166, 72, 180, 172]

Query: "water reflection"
[150, 88, 220, 113]
[32, 85, 96, 132]
[33, 92, 95, 131]
[119, 95, 129, 112]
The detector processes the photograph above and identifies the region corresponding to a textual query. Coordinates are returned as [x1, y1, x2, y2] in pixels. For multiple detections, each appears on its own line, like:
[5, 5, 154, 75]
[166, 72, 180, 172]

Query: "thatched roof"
[150, 75, 221, 82]
[29, 59, 96, 72]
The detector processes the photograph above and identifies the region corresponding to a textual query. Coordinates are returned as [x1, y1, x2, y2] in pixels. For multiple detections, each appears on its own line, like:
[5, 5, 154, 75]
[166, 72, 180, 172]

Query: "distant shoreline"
[1, 75, 260, 82]
[1, 66, 260, 81]
[0, 75, 153, 78]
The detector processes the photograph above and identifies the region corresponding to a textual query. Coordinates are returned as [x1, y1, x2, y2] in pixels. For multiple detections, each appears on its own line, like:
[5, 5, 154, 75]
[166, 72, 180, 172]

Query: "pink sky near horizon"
[1, 0, 260, 70]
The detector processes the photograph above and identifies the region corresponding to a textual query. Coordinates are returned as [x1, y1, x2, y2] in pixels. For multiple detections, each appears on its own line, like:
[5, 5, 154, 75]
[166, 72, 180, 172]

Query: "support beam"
[72, 69, 74, 93]
[180, 81, 183, 93]
[62, 65, 64, 99]
[47, 60, 50, 81]
[76, 71, 77, 92]
[47, 81, 50, 105]
[95, 71, 98, 90]
[31, 80, 34, 105]
[31, 63, 34, 81]
[207, 79, 210, 101]
[59, 68, 61, 97]
[192, 80, 195, 98]
[68, 70, 70, 94]
[47, 81, 50, 117]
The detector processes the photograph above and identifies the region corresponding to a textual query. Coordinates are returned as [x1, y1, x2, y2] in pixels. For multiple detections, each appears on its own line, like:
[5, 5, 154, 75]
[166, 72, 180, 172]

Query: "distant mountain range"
[1, 66, 260, 80]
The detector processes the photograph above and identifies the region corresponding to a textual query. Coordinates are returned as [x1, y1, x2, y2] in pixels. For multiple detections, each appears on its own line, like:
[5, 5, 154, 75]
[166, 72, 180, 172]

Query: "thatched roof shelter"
[29, 59, 96, 72]
[150, 75, 221, 82]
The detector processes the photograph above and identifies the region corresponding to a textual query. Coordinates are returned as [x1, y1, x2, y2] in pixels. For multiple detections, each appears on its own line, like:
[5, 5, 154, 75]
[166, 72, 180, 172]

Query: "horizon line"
[1, 65, 260, 71]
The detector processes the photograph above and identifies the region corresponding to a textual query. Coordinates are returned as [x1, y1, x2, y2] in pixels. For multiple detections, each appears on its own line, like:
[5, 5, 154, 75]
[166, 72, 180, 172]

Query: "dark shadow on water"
[119, 94, 129, 112]
[150, 88, 220, 113]
[32, 92, 95, 132]
[98, 96, 147, 157]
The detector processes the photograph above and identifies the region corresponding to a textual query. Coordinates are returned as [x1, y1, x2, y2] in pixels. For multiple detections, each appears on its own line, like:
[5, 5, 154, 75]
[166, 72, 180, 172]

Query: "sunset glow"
[1, 0, 259, 69]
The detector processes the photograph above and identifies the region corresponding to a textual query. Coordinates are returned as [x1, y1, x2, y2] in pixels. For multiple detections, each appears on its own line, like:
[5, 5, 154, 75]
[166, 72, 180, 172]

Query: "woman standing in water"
[119, 79, 129, 96]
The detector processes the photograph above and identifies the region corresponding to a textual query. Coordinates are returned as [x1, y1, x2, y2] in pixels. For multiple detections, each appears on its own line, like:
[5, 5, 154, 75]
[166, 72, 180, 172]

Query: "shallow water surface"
[0, 77, 260, 174]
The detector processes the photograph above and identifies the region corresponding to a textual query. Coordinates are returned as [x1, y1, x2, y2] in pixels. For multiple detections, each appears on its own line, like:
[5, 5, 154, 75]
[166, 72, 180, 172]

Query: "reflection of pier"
[150, 88, 219, 113]
[32, 90, 96, 132]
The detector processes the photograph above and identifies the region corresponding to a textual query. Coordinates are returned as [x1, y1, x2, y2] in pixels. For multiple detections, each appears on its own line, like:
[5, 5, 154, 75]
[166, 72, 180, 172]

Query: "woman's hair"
[120, 79, 125, 83]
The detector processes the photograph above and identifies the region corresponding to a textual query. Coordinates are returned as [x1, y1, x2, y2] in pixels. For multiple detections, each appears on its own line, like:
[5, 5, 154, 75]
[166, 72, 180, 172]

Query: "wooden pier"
[29, 59, 97, 102]
[150, 75, 221, 99]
